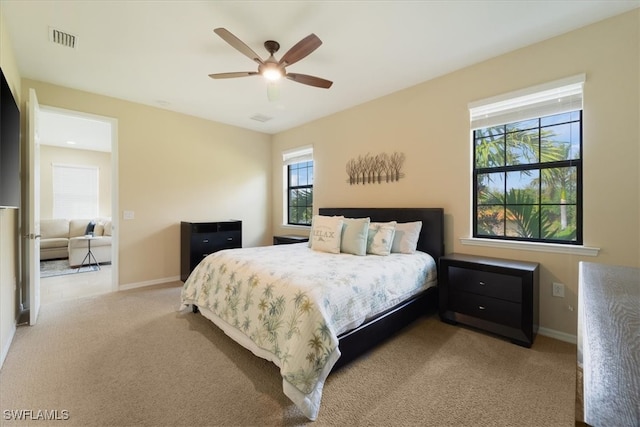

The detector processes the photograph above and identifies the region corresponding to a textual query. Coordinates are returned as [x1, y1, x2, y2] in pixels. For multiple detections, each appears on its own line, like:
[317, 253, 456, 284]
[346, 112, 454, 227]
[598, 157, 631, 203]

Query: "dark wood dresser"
[439, 253, 539, 347]
[180, 220, 242, 282]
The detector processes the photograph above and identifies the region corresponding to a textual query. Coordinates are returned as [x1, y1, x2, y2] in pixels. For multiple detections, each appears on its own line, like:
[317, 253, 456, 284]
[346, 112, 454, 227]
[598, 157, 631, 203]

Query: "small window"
[469, 75, 584, 245]
[287, 161, 313, 226]
[283, 146, 313, 226]
[52, 164, 99, 219]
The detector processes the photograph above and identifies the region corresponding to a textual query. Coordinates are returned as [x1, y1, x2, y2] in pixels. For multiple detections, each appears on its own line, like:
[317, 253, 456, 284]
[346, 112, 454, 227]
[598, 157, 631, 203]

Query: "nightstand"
[439, 253, 539, 347]
[273, 235, 309, 245]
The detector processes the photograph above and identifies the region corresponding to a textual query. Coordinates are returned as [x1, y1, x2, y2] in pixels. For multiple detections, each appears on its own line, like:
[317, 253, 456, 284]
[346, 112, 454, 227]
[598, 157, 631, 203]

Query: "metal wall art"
[345, 152, 405, 185]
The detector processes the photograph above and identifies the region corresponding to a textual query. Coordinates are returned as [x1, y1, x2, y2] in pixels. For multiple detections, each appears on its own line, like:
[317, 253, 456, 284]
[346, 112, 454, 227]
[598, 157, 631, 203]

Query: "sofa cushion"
[40, 219, 70, 239]
[40, 237, 68, 250]
[93, 223, 104, 236]
[103, 221, 112, 236]
[69, 219, 95, 238]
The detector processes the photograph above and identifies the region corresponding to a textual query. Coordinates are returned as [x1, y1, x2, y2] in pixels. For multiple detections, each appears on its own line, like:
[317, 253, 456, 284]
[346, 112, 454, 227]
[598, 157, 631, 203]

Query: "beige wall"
[39, 145, 112, 219]
[2, 6, 637, 358]
[272, 10, 640, 337]
[0, 4, 22, 366]
[21, 80, 272, 286]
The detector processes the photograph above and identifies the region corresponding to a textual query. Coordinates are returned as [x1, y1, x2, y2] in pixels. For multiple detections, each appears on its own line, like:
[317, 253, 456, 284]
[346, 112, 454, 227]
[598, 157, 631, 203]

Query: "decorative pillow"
[103, 221, 112, 236]
[93, 222, 105, 237]
[340, 217, 370, 256]
[391, 221, 423, 254]
[84, 220, 96, 236]
[309, 215, 344, 254]
[366, 221, 397, 256]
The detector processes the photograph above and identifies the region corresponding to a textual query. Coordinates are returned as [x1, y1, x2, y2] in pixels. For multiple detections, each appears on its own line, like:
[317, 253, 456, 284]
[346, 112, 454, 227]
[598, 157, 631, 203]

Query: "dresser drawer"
[448, 266, 522, 303]
[192, 231, 239, 253]
[191, 233, 219, 256]
[449, 291, 522, 329]
[213, 231, 241, 250]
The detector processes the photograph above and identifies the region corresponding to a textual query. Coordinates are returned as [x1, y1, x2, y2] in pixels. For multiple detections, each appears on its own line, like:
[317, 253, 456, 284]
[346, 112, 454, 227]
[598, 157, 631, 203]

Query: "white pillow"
[340, 217, 370, 256]
[93, 222, 105, 237]
[103, 221, 112, 236]
[310, 215, 344, 254]
[366, 221, 397, 256]
[391, 221, 423, 254]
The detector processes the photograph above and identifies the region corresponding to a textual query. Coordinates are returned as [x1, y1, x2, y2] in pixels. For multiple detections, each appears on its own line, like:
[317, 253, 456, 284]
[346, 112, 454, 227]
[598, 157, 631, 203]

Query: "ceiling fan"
[208, 28, 333, 99]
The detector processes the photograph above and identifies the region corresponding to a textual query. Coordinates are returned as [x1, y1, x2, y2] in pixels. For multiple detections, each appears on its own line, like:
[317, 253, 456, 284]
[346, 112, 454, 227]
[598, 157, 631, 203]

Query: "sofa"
[40, 218, 112, 266]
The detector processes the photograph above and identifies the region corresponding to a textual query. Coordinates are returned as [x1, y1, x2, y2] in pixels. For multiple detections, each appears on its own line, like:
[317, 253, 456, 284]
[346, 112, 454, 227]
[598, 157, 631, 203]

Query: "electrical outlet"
[552, 282, 565, 298]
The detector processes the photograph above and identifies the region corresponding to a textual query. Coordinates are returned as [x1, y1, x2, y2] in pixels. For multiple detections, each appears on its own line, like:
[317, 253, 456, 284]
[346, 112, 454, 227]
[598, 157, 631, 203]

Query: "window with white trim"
[469, 75, 584, 244]
[52, 164, 99, 219]
[283, 146, 313, 226]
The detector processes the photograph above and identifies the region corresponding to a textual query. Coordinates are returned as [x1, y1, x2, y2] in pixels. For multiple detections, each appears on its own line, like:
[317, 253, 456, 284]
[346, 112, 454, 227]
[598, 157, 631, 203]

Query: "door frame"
[33, 104, 119, 293]
[26, 89, 41, 325]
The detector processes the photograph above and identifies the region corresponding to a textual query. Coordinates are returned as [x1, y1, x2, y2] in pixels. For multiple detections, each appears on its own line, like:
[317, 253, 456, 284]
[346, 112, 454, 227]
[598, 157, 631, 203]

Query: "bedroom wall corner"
[0, 3, 21, 369]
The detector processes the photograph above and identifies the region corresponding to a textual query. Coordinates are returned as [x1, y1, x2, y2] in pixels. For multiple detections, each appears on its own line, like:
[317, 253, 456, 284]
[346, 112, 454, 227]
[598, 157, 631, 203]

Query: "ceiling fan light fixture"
[261, 63, 283, 81]
[209, 29, 332, 90]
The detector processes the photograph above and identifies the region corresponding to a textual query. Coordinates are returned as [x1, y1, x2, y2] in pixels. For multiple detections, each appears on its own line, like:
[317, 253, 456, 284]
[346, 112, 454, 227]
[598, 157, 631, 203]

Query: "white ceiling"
[38, 108, 112, 153]
[3, 0, 639, 140]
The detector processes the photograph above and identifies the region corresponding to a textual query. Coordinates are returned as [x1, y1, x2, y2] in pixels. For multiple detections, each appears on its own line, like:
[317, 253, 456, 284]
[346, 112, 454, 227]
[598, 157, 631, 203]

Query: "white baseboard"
[119, 275, 181, 291]
[1, 321, 17, 370]
[538, 326, 577, 344]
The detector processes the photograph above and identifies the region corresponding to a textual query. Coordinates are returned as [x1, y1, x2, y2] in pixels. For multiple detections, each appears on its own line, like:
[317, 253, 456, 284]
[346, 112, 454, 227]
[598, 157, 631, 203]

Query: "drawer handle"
[202, 239, 209, 243]
[227, 237, 233, 241]
[478, 305, 486, 310]
[479, 281, 486, 286]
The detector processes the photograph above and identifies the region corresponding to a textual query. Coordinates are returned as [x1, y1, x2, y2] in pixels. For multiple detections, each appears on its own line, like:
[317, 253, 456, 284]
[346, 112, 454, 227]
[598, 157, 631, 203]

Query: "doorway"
[36, 106, 118, 304]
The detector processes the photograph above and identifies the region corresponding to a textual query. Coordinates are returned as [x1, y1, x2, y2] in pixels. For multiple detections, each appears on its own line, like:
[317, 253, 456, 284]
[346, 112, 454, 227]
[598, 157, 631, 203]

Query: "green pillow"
[340, 217, 370, 256]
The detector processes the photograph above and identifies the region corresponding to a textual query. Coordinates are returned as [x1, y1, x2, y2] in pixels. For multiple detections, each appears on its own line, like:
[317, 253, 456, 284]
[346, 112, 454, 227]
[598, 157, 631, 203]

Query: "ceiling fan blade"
[286, 73, 333, 89]
[208, 72, 259, 79]
[279, 34, 322, 67]
[214, 28, 264, 65]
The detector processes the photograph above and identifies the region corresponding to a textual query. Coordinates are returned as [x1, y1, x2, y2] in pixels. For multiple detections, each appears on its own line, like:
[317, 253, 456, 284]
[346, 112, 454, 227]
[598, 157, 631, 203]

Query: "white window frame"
[282, 146, 313, 227]
[465, 74, 599, 256]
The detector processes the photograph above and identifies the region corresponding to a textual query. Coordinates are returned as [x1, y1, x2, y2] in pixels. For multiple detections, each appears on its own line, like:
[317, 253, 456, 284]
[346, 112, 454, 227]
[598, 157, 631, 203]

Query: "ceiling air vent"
[48, 27, 77, 49]
[250, 114, 273, 123]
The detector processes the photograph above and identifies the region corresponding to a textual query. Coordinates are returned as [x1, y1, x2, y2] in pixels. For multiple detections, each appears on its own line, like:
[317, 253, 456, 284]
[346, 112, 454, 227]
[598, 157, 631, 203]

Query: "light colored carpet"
[0, 283, 576, 426]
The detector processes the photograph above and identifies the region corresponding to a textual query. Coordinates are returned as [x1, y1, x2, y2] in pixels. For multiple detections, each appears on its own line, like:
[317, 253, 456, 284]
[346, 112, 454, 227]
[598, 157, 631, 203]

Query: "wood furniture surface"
[439, 253, 539, 347]
[319, 207, 444, 370]
[273, 235, 309, 245]
[180, 220, 242, 282]
[577, 261, 639, 427]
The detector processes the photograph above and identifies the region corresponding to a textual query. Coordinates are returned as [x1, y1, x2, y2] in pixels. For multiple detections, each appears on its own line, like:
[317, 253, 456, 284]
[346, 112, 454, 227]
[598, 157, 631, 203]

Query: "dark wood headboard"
[318, 208, 445, 261]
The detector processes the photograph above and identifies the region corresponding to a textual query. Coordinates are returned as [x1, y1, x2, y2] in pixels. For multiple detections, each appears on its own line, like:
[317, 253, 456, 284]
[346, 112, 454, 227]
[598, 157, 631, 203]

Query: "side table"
[77, 235, 102, 271]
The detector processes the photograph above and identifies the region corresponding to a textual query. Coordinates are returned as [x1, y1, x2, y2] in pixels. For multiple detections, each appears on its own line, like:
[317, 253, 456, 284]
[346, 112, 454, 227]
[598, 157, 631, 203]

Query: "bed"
[181, 207, 444, 420]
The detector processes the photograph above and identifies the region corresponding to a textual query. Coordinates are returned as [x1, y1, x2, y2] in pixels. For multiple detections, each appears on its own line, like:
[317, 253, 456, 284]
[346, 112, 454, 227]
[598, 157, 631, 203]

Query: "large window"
[283, 146, 313, 226]
[53, 164, 99, 219]
[469, 75, 584, 245]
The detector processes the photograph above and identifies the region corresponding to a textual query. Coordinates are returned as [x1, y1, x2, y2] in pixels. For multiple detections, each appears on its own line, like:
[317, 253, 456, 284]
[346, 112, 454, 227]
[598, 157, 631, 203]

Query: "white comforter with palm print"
[180, 243, 436, 420]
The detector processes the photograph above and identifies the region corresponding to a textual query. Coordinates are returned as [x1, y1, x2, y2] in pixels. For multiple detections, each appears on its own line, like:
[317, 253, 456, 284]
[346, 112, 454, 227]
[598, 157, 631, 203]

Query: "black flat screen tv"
[0, 67, 20, 209]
